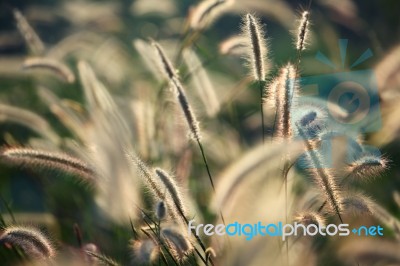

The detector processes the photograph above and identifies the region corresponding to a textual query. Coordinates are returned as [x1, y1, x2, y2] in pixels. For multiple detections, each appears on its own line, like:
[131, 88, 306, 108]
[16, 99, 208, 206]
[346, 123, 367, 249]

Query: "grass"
[1, 0, 400, 265]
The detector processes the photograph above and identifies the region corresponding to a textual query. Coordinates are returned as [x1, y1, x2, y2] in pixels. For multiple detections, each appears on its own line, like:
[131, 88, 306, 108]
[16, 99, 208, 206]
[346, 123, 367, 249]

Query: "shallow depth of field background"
[1, 0, 400, 265]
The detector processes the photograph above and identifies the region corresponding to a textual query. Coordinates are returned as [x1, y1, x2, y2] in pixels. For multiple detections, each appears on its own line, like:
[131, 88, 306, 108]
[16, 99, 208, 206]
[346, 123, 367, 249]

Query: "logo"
[188, 220, 384, 241]
[294, 39, 382, 168]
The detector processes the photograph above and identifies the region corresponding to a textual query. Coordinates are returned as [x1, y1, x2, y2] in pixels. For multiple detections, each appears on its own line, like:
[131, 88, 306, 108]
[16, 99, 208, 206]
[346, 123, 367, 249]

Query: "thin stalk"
[196, 137, 227, 227]
[196, 138, 215, 192]
[141, 228, 178, 266]
[0, 194, 15, 223]
[317, 172, 351, 213]
[281, 161, 291, 266]
[259, 81, 265, 143]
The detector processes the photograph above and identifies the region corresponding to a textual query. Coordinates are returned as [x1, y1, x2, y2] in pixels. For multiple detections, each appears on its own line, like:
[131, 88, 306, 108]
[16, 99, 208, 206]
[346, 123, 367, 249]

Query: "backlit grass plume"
[347, 153, 388, 181]
[295, 11, 310, 51]
[161, 228, 192, 261]
[13, 9, 45, 55]
[152, 42, 201, 142]
[270, 63, 298, 139]
[0, 147, 95, 184]
[152, 41, 216, 192]
[155, 168, 187, 218]
[292, 103, 326, 138]
[295, 212, 325, 227]
[156, 201, 167, 220]
[342, 193, 374, 215]
[0, 226, 55, 260]
[296, 123, 343, 222]
[242, 13, 269, 142]
[243, 14, 268, 81]
[22, 57, 75, 83]
[131, 239, 159, 264]
[127, 153, 164, 202]
[127, 153, 182, 221]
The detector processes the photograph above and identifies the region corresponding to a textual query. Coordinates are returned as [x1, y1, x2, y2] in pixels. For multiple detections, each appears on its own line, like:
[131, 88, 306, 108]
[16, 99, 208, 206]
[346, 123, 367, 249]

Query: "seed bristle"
[0, 226, 55, 260]
[1, 147, 95, 183]
[242, 14, 269, 81]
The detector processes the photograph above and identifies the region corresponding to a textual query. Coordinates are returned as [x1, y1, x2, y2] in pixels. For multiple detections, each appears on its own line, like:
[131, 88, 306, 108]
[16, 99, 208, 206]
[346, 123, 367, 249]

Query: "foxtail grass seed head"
[152, 41, 176, 80]
[152, 42, 202, 141]
[243, 14, 268, 81]
[263, 77, 279, 108]
[0, 147, 95, 183]
[296, 123, 343, 220]
[173, 79, 202, 141]
[292, 104, 326, 138]
[13, 9, 45, 55]
[131, 239, 158, 264]
[127, 153, 164, 201]
[161, 228, 192, 260]
[156, 201, 167, 220]
[274, 63, 298, 139]
[342, 193, 374, 215]
[295, 212, 326, 227]
[155, 168, 187, 217]
[296, 11, 310, 51]
[347, 153, 388, 180]
[22, 57, 75, 83]
[0, 226, 55, 260]
[190, 0, 233, 30]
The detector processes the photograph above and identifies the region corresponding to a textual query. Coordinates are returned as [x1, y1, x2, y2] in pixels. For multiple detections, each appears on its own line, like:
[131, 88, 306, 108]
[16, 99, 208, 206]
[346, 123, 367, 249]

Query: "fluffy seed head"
[152, 41, 176, 80]
[156, 201, 167, 220]
[273, 63, 298, 139]
[342, 193, 374, 215]
[172, 78, 202, 141]
[242, 14, 268, 81]
[155, 168, 186, 217]
[131, 239, 158, 263]
[13, 9, 45, 55]
[152, 41, 201, 141]
[297, 123, 343, 221]
[292, 103, 327, 138]
[22, 57, 75, 83]
[0, 226, 55, 260]
[347, 153, 388, 180]
[0, 147, 95, 184]
[295, 212, 326, 227]
[161, 228, 192, 261]
[127, 153, 164, 201]
[296, 11, 310, 51]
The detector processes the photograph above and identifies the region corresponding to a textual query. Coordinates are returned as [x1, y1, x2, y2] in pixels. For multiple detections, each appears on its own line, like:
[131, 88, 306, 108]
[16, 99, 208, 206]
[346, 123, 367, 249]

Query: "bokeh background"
[1, 0, 400, 265]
